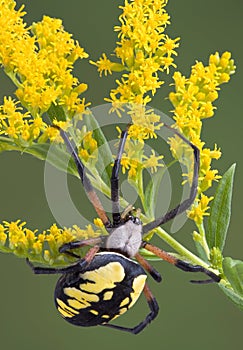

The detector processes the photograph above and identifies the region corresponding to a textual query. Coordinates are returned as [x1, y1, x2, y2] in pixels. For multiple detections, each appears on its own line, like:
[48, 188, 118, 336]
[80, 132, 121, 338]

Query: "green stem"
[197, 222, 210, 259]
[137, 167, 145, 208]
[155, 226, 212, 269]
[5, 70, 21, 88]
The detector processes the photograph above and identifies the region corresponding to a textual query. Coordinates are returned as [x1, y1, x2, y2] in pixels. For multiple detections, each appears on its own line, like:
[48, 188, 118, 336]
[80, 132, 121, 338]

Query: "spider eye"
[131, 217, 141, 225]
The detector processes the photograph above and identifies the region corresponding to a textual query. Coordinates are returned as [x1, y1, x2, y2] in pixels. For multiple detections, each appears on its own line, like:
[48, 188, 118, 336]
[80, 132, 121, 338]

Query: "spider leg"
[101, 283, 159, 334]
[59, 237, 104, 254]
[54, 126, 111, 229]
[111, 125, 130, 226]
[27, 245, 100, 275]
[142, 241, 220, 283]
[27, 258, 85, 274]
[135, 253, 162, 282]
[143, 123, 200, 235]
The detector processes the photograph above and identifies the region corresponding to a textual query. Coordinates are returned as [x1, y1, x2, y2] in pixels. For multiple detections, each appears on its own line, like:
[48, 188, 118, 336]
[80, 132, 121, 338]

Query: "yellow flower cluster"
[169, 52, 235, 224]
[92, 0, 179, 107]
[0, 220, 103, 265]
[117, 127, 164, 179]
[115, 106, 165, 179]
[0, 0, 89, 117]
[188, 194, 213, 225]
[0, 96, 63, 144]
[78, 130, 98, 164]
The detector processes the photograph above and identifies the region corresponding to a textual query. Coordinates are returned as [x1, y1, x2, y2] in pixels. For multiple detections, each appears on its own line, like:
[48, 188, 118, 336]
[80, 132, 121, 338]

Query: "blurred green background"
[0, 0, 243, 349]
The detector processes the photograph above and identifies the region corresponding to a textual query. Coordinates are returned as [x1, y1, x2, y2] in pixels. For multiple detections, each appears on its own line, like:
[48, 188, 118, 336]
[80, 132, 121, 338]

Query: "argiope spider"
[28, 123, 220, 334]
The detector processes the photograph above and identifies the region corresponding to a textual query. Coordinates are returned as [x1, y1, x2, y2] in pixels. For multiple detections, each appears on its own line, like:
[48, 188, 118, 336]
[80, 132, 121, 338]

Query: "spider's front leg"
[54, 125, 111, 229]
[142, 241, 220, 283]
[142, 124, 200, 235]
[59, 237, 104, 254]
[26, 258, 87, 275]
[27, 239, 102, 275]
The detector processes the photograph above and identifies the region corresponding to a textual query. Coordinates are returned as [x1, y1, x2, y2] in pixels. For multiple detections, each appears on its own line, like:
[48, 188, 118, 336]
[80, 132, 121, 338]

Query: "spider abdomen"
[54, 252, 147, 327]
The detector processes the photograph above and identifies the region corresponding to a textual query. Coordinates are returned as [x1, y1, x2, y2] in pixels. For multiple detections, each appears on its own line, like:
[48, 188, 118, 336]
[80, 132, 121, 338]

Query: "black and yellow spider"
[27, 124, 220, 334]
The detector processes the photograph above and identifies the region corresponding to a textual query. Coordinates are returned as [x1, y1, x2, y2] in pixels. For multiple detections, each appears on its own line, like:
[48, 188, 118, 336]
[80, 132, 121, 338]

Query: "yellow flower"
[76, 129, 98, 165]
[143, 150, 164, 173]
[188, 194, 213, 225]
[94, 218, 104, 228]
[199, 169, 221, 192]
[90, 53, 113, 76]
[121, 156, 131, 174]
[0, 224, 7, 246]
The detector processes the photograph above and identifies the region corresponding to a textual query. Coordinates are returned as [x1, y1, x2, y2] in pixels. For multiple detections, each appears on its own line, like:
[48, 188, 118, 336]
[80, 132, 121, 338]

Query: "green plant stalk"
[197, 222, 210, 259]
[155, 226, 214, 270]
[5, 70, 21, 88]
[137, 167, 145, 208]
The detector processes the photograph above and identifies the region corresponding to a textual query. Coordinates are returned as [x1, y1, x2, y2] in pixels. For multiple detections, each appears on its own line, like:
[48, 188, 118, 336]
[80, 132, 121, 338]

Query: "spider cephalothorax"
[28, 124, 220, 334]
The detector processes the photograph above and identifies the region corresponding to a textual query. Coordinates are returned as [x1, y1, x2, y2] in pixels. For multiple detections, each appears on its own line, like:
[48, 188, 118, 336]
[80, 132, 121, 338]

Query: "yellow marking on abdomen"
[90, 309, 99, 315]
[81, 262, 125, 294]
[119, 307, 128, 315]
[129, 275, 147, 309]
[56, 298, 79, 318]
[103, 291, 113, 300]
[64, 287, 99, 309]
[120, 297, 130, 307]
[68, 298, 89, 310]
[64, 287, 99, 302]
[57, 306, 75, 318]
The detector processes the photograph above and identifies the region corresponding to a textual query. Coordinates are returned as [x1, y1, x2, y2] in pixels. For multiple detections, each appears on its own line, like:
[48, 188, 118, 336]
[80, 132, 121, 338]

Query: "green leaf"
[0, 136, 24, 152]
[84, 112, 113, 187]
[144, 167, 166, 217]
[207, 163, 236, 251]
[216, 257, 243, 311]
[139, 248, 163, 261]
[47, 103, 66, 122]
[26, 143, 78, 177]
[223, 257, 243, 297]
[0, 137, 78, 177]
[219, 284, 243, 311]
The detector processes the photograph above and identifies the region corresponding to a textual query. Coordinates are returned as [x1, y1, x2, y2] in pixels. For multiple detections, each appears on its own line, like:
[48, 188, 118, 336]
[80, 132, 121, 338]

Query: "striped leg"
[55, 126, 111, 228]
[142, 241, 220, 283]
[111, 126, 130, 226]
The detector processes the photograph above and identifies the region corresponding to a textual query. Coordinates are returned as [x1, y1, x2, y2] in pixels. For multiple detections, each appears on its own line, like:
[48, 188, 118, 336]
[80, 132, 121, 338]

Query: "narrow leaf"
[25, 143, 78, 177]
[0, 136, 23, 152]
[223, 257, 243, 297]
[207, 164, 236, 251]
[84, 112, 113, 187]
[219, 284, 243, 311]
[0, 137, 79, 177]
[144, 167, 166, 217]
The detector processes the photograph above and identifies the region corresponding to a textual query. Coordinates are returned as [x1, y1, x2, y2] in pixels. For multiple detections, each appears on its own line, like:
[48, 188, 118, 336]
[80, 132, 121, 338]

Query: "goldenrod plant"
[0, 0, 241, 312]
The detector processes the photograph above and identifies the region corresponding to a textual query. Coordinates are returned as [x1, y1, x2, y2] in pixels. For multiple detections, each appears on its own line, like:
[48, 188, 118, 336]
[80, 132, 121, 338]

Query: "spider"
[27, 123, 220, 334]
